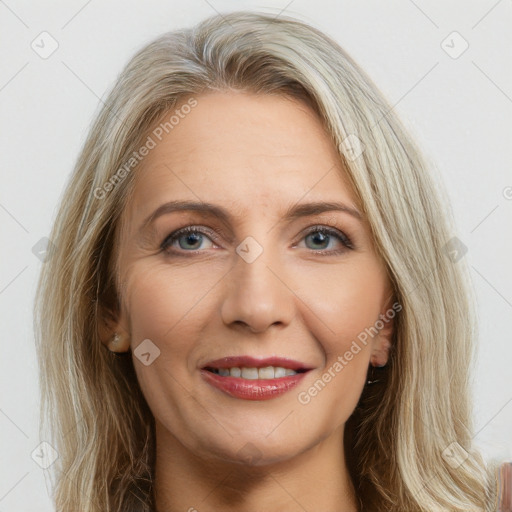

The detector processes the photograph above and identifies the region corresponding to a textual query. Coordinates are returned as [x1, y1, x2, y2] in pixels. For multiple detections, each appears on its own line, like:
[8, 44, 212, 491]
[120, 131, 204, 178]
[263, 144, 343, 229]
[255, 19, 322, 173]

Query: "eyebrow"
[138, 199, 363, 234]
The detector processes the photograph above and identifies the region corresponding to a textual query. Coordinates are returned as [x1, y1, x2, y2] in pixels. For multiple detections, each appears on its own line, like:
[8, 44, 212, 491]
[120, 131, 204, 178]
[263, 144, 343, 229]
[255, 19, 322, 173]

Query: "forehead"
[126, 91, 358, 222]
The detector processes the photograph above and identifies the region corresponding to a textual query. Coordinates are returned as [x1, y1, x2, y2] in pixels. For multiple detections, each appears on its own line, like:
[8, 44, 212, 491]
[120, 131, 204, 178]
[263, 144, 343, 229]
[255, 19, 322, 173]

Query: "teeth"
[258, 366, 275, 379]
[213, 366, 299, 379]
[241, 367, 259, 380]
[275, 367, 286, 378]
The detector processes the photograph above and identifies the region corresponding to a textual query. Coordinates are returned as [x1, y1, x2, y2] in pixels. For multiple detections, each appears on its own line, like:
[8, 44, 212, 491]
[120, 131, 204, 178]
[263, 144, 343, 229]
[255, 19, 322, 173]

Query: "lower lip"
[200, 369, 308, 400]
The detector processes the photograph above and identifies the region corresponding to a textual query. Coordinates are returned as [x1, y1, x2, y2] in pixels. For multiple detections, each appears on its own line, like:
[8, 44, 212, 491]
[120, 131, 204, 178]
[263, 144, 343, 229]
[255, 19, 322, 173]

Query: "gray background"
[1, 1, 511, 509]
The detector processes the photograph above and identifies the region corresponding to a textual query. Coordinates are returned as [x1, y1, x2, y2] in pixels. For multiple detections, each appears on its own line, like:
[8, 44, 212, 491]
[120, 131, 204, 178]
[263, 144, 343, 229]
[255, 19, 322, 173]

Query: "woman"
[34, 11, 501, 512]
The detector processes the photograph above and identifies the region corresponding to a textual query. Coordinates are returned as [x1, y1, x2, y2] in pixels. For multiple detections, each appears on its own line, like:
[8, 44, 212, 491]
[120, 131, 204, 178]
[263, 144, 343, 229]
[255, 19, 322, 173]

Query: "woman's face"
[112, 90, 394, 465]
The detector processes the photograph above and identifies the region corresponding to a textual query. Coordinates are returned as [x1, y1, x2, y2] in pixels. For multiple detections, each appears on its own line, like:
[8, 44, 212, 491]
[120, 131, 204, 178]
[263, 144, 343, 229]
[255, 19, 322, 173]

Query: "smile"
[200, 355, 314, 400]
[205, 365, 304, 379]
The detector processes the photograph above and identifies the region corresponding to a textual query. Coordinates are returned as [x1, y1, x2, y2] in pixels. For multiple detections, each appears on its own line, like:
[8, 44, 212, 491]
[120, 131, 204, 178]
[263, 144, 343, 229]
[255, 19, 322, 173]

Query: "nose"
[220, 244, 296, 334]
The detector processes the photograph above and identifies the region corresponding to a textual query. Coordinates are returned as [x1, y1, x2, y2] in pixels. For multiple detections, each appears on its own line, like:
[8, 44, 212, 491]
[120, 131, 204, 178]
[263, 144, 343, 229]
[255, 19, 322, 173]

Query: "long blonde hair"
[34, 11, 498, 511]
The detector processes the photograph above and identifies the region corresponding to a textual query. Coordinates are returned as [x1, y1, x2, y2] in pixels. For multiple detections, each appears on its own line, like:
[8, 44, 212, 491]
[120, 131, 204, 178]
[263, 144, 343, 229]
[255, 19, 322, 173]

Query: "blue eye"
[161, 226, 216, 252]
[301, 226, 354, 254]
[160, 225, 354, 256]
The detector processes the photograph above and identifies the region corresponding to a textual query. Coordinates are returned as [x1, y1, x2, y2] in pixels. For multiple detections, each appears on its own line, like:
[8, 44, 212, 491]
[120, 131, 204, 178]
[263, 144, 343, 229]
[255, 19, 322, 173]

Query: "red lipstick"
[200, 355, 313, 401]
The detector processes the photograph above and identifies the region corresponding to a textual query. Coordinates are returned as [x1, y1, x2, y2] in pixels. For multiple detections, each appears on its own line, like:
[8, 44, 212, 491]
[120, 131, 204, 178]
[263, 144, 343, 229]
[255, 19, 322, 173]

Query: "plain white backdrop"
[1, 1, 511, 510]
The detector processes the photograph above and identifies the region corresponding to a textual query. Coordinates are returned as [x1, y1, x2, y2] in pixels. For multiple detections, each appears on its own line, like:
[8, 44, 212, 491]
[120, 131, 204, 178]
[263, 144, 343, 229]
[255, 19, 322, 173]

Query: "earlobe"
[370, 338, 391, 367]
[370, 309, 394, 367]
[106, 331, 131, 353]
[97, 306, 131, 353]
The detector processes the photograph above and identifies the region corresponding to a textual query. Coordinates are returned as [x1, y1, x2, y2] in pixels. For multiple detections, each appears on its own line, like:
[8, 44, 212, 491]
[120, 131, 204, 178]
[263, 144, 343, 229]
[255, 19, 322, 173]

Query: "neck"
[153, 421, 359, 512]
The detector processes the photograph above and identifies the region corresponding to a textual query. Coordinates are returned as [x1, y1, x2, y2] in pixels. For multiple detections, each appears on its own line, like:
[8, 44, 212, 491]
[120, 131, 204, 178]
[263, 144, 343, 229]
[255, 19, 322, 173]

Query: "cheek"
[121, 262, 207, 407]
[123, 261, 219, 348]
[122, 262, 211, 430]
[295, 257, 387, 352]
[292, 259, 386, 413]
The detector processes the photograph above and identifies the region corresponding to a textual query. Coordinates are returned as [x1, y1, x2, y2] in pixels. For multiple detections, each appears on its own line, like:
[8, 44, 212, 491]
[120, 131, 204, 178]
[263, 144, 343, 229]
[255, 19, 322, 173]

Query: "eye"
[161, 226, 218, 254]
[160, 224, 354, 257]
[297, 226, 354, 255]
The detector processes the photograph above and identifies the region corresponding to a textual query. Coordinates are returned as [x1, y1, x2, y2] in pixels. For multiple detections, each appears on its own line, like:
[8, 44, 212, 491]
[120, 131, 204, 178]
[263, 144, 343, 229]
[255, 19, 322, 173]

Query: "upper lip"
[201, 356, 314, 371]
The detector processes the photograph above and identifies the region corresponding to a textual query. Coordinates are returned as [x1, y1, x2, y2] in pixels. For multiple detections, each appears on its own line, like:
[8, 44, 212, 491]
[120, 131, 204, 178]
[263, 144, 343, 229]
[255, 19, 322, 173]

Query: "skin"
[99, 90, 394, 512]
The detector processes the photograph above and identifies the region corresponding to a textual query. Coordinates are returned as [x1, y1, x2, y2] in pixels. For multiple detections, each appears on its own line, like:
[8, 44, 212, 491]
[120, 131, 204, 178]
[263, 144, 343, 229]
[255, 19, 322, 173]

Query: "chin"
[196, 431, 310, 468]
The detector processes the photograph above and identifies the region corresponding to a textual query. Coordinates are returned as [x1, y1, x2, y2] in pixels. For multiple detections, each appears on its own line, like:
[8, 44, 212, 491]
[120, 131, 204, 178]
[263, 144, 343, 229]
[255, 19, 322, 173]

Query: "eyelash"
[160, 225, 354, 257]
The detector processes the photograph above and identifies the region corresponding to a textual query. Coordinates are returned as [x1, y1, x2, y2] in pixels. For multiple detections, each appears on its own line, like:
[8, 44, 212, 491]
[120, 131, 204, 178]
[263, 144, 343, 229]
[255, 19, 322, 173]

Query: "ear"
[97, 304, 131, 353]
[370, 299, 396, 367]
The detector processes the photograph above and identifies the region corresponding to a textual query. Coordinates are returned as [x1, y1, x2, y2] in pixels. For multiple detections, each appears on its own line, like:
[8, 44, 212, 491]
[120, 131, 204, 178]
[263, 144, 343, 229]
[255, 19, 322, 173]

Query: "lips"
[200, 355, 314, 401]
